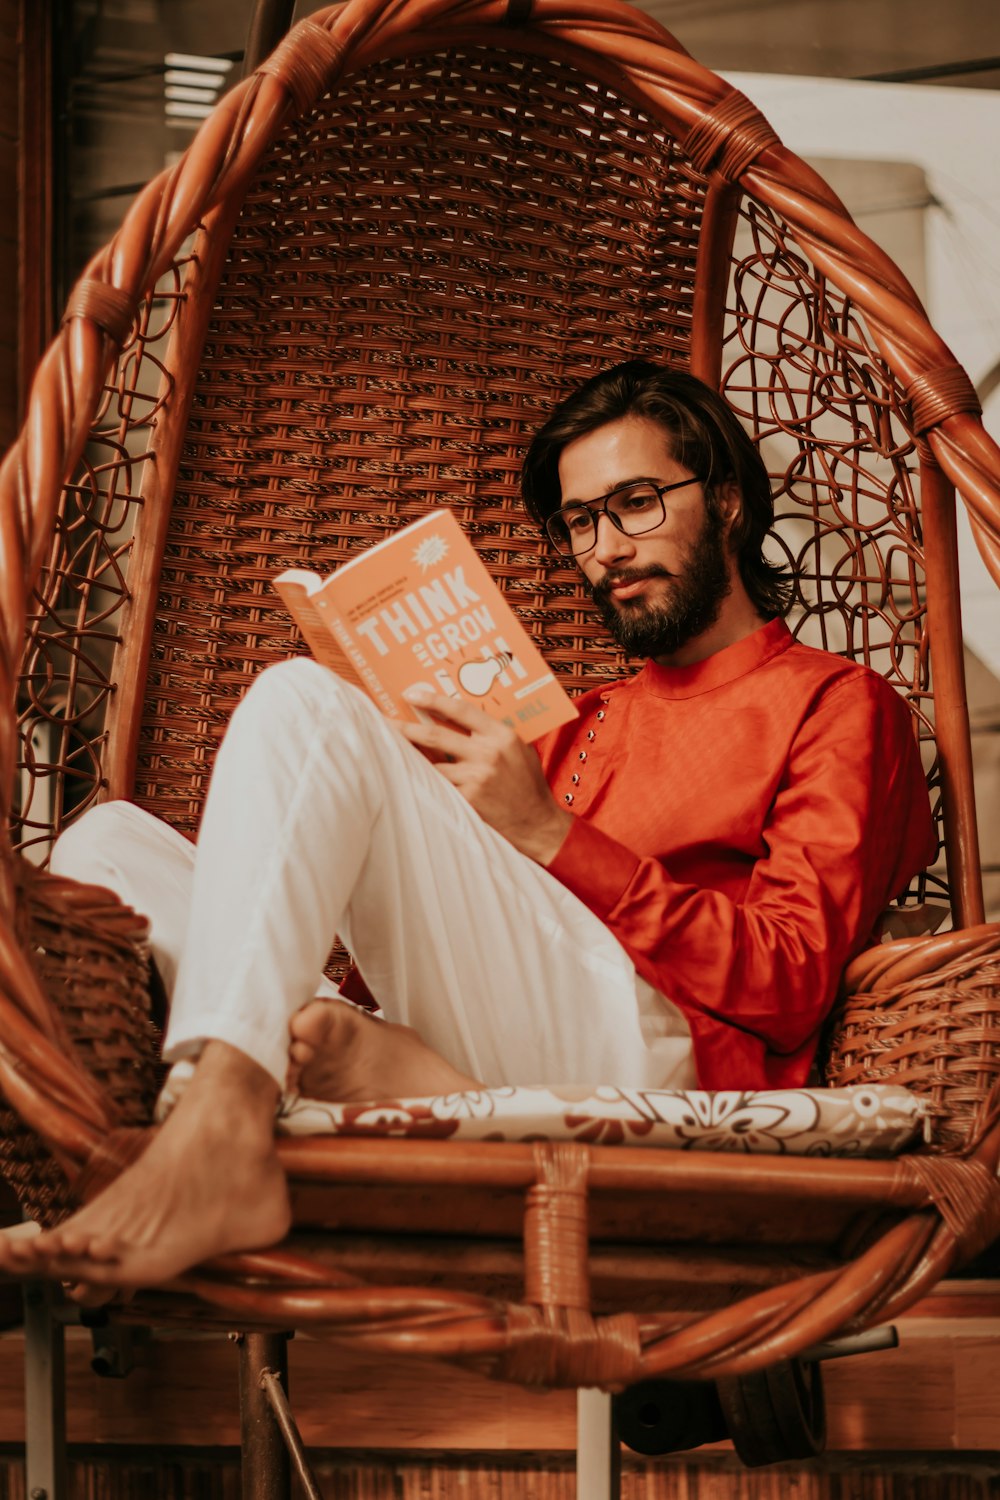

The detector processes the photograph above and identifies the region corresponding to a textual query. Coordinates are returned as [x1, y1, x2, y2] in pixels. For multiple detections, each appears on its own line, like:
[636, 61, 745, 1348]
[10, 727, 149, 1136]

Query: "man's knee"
[232, 658, 380, 748]
[235, 657, 341, 722]
[50, 799, 150, 886]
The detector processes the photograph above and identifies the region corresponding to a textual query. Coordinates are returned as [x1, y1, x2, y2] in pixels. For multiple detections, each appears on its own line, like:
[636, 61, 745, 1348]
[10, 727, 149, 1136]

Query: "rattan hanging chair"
[3, 0, 1000, 1483]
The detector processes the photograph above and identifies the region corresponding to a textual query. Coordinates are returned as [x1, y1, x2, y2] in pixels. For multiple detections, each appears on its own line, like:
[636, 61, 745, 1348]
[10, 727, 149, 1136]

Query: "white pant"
[51, 659, 695, 1091]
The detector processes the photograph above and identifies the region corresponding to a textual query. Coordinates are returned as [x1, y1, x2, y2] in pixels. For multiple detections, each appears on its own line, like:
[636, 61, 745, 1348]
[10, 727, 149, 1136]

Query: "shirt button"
[578, 751, 587, 762]
[586, 730, 596, 741]
[571, 773, 580, 784]
[564, 793, 574, 804]
[596, 710, 606, 721]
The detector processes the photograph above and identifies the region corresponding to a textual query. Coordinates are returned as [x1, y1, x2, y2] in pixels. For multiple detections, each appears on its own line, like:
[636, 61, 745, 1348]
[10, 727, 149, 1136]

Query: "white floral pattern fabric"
[273, 1083, 926, 1156]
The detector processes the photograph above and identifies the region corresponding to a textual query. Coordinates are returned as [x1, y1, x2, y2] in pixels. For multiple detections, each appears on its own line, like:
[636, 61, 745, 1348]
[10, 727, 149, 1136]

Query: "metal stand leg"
[23, 1281, 68, 1500]
[238, 1332, 291, 1500]
[576, 1388, 620, 1500]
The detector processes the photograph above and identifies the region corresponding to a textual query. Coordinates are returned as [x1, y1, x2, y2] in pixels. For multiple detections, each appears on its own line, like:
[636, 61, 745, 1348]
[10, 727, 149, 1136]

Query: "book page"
[272, 574, 367, 693]
[313, 511, 577, 743]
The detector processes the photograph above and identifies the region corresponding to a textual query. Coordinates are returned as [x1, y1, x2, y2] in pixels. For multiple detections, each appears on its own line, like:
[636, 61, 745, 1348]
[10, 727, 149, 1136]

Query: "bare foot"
[287, 1000, 482, 1102]
[0, 1042, 290, 1291]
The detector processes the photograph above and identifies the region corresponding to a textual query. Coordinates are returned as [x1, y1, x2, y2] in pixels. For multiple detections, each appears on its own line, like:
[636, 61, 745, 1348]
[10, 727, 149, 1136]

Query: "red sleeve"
[544, 674, 936, 1088]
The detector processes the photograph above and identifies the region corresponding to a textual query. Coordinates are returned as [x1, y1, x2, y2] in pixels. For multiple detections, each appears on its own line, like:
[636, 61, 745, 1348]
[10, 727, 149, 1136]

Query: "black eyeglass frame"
[544, 475, 707, 556]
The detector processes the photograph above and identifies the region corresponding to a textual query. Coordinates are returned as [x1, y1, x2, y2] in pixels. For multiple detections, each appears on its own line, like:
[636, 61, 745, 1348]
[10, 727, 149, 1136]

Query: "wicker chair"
[3, 0, 1000, 1490]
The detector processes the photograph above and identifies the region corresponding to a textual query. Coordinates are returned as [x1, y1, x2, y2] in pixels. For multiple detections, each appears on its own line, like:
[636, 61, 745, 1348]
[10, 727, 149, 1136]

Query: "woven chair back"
[12, 5, 997, 928]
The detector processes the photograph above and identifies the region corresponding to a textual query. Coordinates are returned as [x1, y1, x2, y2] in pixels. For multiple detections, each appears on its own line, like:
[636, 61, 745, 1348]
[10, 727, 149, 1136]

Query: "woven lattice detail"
[131, 47, 705, 834]
[721, 199, 941, 902]
[0, 862, 161, 1225]
[15, 260, 190, 856]
[823, 924, 1000, 1152]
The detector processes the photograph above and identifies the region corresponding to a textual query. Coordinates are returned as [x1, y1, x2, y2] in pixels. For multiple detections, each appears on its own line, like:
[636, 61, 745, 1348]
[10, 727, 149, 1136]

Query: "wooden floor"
[2, 1450, 1000, 1499]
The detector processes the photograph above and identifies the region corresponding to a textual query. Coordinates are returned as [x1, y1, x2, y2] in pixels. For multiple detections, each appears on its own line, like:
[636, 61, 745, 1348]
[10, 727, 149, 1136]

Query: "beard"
[590, 509, 732, 659]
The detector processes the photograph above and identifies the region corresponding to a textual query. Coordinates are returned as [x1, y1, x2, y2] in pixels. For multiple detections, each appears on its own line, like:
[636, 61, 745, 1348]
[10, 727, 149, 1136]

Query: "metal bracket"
[260, 1365, 326, 1500]
[802, 1324, 899, 1362]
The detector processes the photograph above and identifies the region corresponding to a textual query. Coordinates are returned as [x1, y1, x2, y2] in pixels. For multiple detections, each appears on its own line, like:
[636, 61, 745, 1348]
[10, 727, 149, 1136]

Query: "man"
[0, 361, 934, 1290]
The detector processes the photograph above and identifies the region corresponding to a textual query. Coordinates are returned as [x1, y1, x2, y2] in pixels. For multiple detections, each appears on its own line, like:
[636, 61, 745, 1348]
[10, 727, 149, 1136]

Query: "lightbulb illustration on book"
[456, 652, 513, 697]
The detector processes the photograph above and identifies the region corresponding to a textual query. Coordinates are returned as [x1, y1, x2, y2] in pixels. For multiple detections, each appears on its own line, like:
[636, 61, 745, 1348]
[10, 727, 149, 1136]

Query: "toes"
[44, 1226, 121, 1266]
[0, 1223, 44, 1272]
[0, 1244, 27, 1275]
[1, 1224, 41, 1253]
[65, 1280, 116, 1309]
[0, 1224, 121, 1288]
[285, 1037, 315, 1094]
[44, 1257, 121, 1289]
[4, 1220, 42, 1242]
[78, 1232, 126, 1266]
[289, 999, 342, 1047]
[49, 1225, 96, 1259]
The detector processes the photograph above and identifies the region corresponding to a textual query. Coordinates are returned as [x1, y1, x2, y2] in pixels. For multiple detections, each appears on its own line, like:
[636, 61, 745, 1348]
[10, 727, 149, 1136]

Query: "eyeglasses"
[544, 476, 705, 556]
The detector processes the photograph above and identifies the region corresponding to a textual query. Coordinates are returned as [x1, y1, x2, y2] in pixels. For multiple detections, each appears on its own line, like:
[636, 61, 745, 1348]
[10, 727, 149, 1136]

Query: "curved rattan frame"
[3, 0, 1000, 1386]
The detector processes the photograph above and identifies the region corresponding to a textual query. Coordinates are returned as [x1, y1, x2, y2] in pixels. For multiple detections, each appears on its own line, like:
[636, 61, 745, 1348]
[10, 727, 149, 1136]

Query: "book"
[273, 510, 578, 744]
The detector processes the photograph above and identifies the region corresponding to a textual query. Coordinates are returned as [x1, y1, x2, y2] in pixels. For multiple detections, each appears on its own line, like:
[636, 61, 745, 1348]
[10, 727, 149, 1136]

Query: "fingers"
[402, 688, 503, 736]
[398, 717, 477, 763]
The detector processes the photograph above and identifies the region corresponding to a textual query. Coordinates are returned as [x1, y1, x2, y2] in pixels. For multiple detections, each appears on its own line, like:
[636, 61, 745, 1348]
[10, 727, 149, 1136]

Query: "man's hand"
[398, 689, 573, 865]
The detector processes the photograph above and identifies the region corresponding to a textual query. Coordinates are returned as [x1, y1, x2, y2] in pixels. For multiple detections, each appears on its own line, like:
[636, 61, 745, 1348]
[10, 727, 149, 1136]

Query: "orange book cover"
[273, 510, 577, 744]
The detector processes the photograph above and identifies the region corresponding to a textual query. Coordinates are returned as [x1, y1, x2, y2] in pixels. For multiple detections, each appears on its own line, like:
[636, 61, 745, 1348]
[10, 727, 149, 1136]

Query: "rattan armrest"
[823, 923, 1000, 1153]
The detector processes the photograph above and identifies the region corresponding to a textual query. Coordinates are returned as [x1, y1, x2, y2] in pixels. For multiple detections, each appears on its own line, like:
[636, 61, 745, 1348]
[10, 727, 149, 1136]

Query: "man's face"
[556, 415, 737, 661]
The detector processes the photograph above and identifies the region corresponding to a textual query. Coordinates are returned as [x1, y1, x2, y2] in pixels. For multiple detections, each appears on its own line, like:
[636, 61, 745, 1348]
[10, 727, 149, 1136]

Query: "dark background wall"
[0, 0, 19, 450]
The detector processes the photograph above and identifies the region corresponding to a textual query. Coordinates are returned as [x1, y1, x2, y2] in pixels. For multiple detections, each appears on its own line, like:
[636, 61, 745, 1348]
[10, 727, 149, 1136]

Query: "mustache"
[591, 565, 673, 606]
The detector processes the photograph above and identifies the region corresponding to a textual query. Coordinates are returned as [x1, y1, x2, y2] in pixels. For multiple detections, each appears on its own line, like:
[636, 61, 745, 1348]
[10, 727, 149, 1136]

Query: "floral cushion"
[274, 1083, 925, 1156]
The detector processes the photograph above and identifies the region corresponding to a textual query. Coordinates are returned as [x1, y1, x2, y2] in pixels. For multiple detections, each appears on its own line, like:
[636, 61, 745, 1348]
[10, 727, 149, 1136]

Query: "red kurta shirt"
[535, 617, 936, 1091]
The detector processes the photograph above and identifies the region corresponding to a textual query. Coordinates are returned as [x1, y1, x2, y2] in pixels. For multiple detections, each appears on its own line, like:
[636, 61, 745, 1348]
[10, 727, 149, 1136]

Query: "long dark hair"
[521, 361, 793, 620]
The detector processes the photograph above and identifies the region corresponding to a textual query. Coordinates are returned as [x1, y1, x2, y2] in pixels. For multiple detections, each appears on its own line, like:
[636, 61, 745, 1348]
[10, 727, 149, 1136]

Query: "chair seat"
[163, 1069, 925, 1156]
